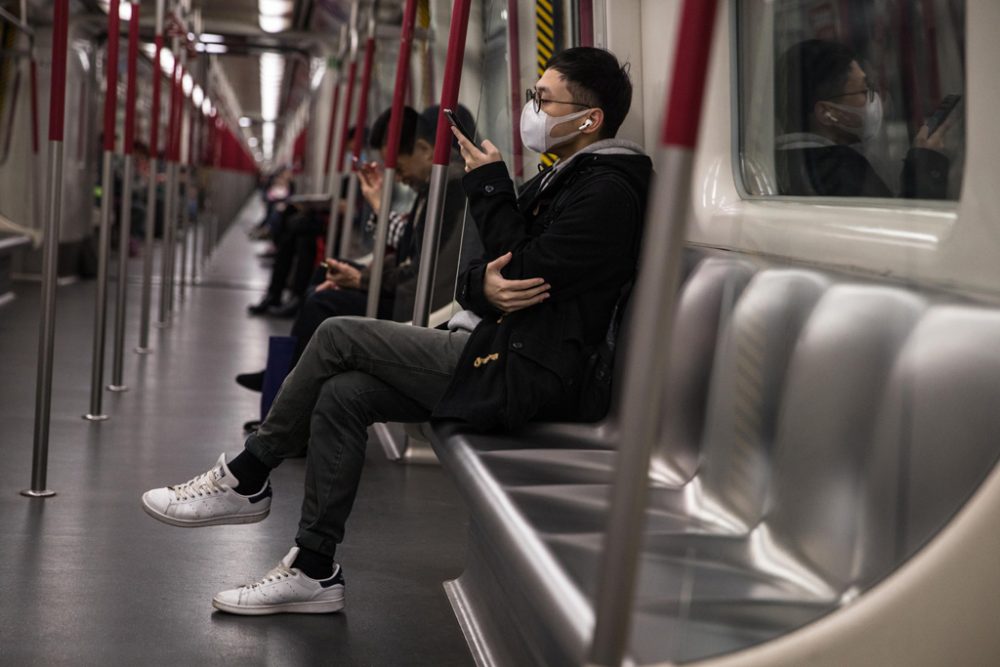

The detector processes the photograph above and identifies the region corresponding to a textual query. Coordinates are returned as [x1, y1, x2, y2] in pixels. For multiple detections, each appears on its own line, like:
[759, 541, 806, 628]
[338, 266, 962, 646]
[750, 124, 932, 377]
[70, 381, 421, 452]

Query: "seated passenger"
[774, 39, 952, 199]
[236, 105, 471, 391]
[141, 47, 650, 616]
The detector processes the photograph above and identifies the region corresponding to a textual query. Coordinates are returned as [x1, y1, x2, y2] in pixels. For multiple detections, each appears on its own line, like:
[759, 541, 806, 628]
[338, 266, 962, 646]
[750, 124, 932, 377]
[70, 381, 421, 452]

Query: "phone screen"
[926, 94, 961, 135]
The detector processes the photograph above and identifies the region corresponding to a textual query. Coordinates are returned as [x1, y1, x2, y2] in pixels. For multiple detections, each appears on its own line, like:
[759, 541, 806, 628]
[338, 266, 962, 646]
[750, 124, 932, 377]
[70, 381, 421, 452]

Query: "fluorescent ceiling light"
[199, 33, 225, 44]
[248, 137, 259, 147]
[203, 44, 228, 54]
[202, 98, 212, 115]
[192, 85, 204, 106]
[239, 116, 253, 127]
[259, 53, 284, 122]
[259, 15, 292, 33]
[182, 72, 194, 96]
[259, 0, 294, 17]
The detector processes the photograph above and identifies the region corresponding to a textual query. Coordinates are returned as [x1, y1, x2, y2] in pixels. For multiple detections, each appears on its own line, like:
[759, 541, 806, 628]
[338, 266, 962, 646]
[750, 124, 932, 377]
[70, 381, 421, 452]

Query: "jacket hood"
[555, 138, 653, 199]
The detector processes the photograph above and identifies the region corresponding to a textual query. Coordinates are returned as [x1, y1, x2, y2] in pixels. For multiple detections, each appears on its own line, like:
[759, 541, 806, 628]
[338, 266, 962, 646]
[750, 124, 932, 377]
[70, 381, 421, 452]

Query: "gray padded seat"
[505, 268, 830, 536]
[861, 305, 1000, 590]
[538, 284, 928, 664]
[475, 256, 756, 488]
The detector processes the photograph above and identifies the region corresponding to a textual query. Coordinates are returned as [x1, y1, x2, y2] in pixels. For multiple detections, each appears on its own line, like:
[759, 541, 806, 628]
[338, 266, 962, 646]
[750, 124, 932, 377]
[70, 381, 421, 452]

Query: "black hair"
[775, 39, 858, 134]
[544, 47, 632, 138]
[369, 106, 435, 155]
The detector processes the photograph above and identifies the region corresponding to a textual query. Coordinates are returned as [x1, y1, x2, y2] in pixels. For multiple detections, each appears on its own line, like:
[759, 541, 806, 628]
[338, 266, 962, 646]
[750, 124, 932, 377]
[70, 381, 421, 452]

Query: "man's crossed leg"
[142, 316, 470, 615]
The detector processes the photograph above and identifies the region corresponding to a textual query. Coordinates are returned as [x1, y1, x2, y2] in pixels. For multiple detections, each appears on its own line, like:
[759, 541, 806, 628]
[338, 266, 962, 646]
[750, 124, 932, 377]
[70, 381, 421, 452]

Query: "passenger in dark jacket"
[774, 39, 954, 199]
[141, 47, 649, 615]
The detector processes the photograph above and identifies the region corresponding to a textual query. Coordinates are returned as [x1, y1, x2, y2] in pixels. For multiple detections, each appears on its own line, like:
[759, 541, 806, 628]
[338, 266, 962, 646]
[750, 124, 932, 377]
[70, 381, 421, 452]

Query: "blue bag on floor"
[260, 335, 297, 421]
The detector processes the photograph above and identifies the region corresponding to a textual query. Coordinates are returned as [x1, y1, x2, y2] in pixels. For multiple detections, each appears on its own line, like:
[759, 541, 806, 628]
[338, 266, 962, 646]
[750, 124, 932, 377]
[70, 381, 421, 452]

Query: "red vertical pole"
[506, 0, 524, 178]
[123, 3, 140, 156]
[23, 0, 71, 497]
[365, 0, 418, 318]
[431, 0, 473, 166]
[578, 0, 594, 47]
[350, 37, 377, 163]
[591, 0, 720, 664]
[335, 60, 358, 174]
[322, 71, 342, 175]
[102, 0, 121, 153]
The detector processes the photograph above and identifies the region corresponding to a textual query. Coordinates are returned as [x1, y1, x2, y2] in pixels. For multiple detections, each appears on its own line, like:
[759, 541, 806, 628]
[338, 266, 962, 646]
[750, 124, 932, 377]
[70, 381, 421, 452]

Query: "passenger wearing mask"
[141, 47, 650, 617]
[775, 39, 952, 199]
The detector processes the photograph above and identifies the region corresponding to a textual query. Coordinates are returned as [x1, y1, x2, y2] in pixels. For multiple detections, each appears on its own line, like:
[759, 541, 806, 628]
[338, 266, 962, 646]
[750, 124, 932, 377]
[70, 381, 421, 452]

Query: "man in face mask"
[140, 48, 648, 617]
[774, 39, 953, 199]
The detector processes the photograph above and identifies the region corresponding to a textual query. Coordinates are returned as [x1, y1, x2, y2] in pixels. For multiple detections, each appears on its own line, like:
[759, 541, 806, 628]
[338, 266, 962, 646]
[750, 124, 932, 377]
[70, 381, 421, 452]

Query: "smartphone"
[443, 108, 474, 142]
[925, 94, 961, 136]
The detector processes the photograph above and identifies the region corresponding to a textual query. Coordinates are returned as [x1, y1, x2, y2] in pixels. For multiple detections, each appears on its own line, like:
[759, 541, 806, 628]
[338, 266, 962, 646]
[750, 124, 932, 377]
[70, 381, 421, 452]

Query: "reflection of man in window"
[774, 39, 952, 199]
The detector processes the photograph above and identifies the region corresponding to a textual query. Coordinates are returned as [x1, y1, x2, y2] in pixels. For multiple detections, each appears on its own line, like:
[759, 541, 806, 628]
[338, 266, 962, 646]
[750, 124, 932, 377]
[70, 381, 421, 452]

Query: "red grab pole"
[23, 0, 71, 497]
[365, 0, 418, 318]
[109, 0, 142, 391]
[589, 1, 720, 665]
[84, 0, 123, 422]
[506, 0, 524, 178]
[410, 0, 472, 327]
[349, 36, 376, 164]
[322, 72, 342, 175]
[431, 0, 473, 167]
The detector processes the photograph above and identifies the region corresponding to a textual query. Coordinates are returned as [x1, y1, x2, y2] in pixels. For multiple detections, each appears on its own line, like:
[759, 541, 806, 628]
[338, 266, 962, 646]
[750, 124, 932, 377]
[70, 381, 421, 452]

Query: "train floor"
[0, 197, 474, 666]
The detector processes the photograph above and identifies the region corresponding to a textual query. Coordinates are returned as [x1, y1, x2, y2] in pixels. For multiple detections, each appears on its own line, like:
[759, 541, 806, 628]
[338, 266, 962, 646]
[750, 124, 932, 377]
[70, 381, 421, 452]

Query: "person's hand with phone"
[483, 252, 550, 314]
[451, 127, 503, 173]
[321, 258, 362, 291]
[915, 95, 960, 153]
[356, 160, 384, 213]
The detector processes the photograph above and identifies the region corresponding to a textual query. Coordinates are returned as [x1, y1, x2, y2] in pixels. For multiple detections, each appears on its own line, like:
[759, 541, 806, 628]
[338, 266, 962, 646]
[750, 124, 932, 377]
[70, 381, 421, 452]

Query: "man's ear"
[579, 108, 604, 135]
[414, 137, 434, 158]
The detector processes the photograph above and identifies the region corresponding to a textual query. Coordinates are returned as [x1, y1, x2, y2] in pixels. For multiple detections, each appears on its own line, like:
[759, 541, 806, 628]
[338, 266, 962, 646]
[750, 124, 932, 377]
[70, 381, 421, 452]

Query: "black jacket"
[432, 150, 652, 431]
[776, 144, 950, 199]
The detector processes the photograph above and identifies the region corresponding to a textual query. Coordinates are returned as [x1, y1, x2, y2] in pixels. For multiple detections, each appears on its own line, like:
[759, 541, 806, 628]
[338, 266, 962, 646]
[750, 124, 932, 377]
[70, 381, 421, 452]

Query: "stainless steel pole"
[366, 171, 395, 317]
[84, 0, 122, 421]
[326, 14, 357, 258]
[137, 0, 166, 352]
[588, 1, 719, 664]
[108, 153, 133, 391]
[410, 164, 448, 326]
[158, 42, 180, 326]
[22, 0, 70, 498]
[110, 0, 141, 389]
[339, 20, 376, 259]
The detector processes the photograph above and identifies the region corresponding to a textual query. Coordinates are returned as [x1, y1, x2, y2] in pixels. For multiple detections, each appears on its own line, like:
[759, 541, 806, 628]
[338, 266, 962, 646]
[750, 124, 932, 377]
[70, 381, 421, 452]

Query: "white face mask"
[519, 101, 591, 153]
[824, 93, 883, 141]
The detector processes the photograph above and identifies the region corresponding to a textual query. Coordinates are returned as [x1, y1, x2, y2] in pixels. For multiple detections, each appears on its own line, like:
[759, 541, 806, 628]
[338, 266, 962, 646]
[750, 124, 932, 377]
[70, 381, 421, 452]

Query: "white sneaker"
[212, 547, 346, 615]
[141, 453, 271, 527]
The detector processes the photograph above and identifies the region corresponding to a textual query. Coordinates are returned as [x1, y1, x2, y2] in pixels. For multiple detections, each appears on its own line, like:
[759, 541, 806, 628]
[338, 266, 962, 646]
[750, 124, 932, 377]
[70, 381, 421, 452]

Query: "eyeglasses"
[525, 88, 590, 114]
[826, 85, 877, 103]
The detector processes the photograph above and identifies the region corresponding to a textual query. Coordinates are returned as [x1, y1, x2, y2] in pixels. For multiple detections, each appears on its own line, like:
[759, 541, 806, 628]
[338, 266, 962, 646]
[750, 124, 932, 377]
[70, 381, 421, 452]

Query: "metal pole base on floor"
[134, 346, 152, 355]
[82, 413, 110, 422]
[83, 149, 115, 423]
[107, 384, 129, 392]
[20, 489, 57, 498]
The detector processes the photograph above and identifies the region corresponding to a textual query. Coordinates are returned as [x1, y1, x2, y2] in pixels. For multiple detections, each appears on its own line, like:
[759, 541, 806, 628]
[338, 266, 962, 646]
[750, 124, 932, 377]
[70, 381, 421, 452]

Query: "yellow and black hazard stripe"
[535, 0, 563, 167]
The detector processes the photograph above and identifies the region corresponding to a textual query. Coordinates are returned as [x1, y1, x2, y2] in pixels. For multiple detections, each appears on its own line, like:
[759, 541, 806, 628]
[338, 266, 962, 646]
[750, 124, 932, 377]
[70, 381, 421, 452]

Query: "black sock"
[292, 544, 334, 580]
[227, 450, 271, 495]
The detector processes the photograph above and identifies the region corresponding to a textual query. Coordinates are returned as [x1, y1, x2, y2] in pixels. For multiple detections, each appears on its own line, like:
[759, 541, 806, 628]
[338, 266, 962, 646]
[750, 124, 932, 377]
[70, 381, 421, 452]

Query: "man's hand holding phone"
[323, 258, 363, 291]
[483, 252, 550, 314]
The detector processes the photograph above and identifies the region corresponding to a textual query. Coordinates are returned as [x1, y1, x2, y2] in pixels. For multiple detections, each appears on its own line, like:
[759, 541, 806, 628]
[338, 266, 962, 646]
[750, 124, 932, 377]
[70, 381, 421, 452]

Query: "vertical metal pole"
[22, 0, 71, 498]
[178, 78, 190, 300]
[109, 0, 141, 390]
[137, 0, 165, 352]
[506, 0, 524, 180]
[84, 0, 122, 422]
[411, 0, 472, 327]
[587, 1, 719, 664]
[158, 45, 180, 326]
[339, 21, 377, 258]
[366, 0, 418, 317]
[326, 10, 358, 258]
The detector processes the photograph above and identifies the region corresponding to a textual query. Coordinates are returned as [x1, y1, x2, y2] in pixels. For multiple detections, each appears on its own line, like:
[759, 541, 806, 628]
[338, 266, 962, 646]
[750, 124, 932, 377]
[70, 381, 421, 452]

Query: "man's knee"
[315, 372, 377, 418]
[316, 315, 366, 346]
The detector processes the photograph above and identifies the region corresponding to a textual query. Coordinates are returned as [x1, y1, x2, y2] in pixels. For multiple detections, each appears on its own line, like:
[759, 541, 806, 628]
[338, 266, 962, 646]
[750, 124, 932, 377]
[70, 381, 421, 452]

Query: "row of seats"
[423, 249, 1000, 666]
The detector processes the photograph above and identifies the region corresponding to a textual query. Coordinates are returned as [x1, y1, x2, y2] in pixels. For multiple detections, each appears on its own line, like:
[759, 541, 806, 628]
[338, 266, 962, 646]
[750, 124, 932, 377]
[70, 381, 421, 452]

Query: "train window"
[736, 1, 966, 201]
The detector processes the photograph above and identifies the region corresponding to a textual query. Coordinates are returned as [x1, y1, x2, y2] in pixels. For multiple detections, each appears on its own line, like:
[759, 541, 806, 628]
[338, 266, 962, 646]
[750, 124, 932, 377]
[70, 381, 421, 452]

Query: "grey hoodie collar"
[540, 139, 647, 190]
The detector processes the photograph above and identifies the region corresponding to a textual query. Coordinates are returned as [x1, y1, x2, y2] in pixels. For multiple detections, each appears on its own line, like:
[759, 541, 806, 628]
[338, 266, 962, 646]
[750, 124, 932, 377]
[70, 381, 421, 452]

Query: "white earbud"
[825, 112, 837, 121]
[578, 118, 594, 130]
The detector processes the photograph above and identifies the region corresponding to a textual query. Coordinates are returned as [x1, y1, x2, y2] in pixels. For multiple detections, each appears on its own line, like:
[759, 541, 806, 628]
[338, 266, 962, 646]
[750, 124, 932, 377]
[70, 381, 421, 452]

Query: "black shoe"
[271, 297, 302, 319]
[236, 370, 265, 392]
[248, 296, 279, 315]
[243, 419, 261, 434]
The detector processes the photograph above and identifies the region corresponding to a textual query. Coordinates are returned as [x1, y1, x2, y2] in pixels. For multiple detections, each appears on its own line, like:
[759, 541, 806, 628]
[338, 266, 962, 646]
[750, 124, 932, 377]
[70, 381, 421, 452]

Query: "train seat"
[0, 232, 30, 308]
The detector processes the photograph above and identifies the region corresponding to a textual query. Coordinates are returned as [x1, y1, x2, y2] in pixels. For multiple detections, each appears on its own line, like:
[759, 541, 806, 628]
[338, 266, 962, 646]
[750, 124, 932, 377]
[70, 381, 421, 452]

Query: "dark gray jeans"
[245, 316, 470, 557]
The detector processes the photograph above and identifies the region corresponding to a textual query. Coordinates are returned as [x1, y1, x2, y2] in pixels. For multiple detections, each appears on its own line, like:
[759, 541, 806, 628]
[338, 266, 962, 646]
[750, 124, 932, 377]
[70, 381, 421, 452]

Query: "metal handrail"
[587, 0, 721, 664]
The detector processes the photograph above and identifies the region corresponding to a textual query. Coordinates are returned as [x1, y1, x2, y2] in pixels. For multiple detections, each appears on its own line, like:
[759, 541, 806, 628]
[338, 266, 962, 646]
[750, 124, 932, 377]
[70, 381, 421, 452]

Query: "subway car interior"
[2, 0, 999, 665]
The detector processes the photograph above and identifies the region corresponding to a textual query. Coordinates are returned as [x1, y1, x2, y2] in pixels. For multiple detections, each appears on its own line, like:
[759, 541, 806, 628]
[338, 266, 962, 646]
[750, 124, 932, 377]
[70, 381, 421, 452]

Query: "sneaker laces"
[169, 469, 225, 501]
[246, 563, 296, 590]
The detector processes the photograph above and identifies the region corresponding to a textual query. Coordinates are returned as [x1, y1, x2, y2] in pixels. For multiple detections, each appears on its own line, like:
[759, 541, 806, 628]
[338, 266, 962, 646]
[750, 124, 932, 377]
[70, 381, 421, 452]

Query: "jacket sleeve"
[464, 163, 640, 303]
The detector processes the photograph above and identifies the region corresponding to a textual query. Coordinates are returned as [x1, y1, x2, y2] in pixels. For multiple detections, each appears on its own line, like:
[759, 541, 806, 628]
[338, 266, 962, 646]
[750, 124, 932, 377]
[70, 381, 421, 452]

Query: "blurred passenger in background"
[775, 39, 953, 199]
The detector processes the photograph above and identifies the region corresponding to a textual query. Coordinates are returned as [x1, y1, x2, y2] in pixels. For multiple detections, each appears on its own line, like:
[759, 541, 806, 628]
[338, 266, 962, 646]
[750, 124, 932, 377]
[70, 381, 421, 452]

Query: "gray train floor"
[0, 198, 473, 666]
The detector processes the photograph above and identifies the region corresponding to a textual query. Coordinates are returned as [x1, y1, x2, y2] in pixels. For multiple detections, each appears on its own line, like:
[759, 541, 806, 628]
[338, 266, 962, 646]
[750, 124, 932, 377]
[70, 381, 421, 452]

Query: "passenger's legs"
[296, 371, 437, 557]
[289, 288, 368, 366]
